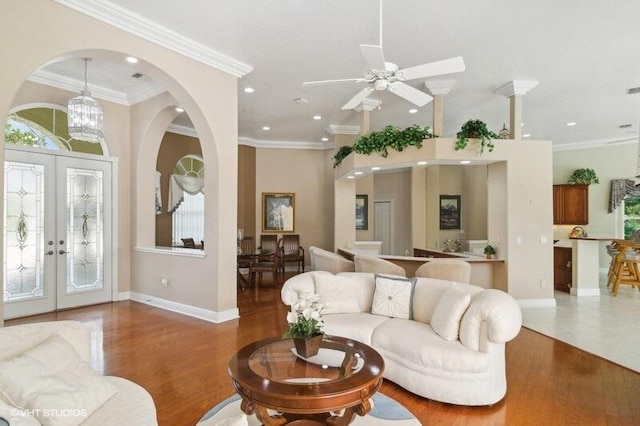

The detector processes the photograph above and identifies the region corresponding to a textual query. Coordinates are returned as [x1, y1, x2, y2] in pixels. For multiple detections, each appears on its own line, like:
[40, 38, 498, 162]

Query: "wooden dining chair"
[250, 235, 280, 287]
[278, 234, 305, 274]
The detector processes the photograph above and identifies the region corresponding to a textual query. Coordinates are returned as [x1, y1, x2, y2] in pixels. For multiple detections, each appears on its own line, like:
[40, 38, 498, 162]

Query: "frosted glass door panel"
[3, 151, 56, 319]
[56, 157, 111, 310]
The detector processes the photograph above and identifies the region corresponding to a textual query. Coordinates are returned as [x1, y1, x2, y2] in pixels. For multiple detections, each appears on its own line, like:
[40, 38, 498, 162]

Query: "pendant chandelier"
[67, 58, 103, 142]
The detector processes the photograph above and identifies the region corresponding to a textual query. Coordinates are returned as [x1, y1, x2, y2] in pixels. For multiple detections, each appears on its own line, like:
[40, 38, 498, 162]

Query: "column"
[494, 80, 538, 139]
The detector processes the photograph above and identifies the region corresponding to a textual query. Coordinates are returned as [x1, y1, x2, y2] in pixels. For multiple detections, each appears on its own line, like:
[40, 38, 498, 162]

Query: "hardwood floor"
[6, 278, 640, 426]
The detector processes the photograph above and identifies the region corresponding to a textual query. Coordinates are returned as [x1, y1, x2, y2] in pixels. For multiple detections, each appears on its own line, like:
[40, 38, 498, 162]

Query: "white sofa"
[281, 271, 522, 406]
[0, 321, 157, 425]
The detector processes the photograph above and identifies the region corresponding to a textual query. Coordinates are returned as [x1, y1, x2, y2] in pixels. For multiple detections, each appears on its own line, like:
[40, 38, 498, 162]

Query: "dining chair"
[181, 238, 196, 249]
[250, 235, 280, 287]
[278, 234, 305, 274]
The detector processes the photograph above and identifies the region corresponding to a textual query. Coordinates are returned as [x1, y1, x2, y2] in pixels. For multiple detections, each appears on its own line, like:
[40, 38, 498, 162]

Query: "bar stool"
[609, 244, 640, 296]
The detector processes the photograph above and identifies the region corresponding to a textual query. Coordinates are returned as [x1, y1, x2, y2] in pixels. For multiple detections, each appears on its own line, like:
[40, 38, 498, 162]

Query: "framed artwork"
[355, 194, 368, 230]
[262, 192, 295, 232]
[440, 195, 461, 230]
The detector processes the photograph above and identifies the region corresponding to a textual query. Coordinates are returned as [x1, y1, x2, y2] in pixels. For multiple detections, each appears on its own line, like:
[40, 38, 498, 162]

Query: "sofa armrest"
[458, 289, 522, 351]
[280, 271, 330, 306]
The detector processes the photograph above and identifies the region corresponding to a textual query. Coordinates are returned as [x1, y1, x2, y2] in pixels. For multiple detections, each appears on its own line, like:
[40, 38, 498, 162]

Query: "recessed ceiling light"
[354, 171, 363, 175]
[262, 126, 270, 131]
[460, 160, 471, 164]
[244, 87, 254, 93]
[566, 122, 577, 126]
[521, 123, 525, 126]
[347, 176, 355, 179]
[371, 166, 381, 171]
[313, 115, 322, 120]
[321, 137, 329, 142]
[523, 133, 531, 138]
[409, 109, 418, 114]
[175, 107, 184, 113]
[417, 161, 427, 165]
[126, 56, 138, 64]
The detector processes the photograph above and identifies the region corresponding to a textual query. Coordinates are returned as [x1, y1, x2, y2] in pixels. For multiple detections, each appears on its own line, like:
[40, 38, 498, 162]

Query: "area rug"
[197, 392, 421, 425]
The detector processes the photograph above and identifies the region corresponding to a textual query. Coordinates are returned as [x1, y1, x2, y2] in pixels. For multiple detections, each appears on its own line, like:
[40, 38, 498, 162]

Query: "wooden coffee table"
[228, 335, 384, 425]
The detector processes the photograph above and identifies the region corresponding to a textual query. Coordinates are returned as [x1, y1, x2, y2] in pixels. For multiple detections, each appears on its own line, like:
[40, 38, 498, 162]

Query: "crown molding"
[553, 135, 638, 152]
[28, 69, 166, 106]
[494, 80, 538, 97]
[424, 79, 456, 96]
[326, 125, 361, 135]
[167, 124, 198, 138]
[238, 137, 332, 150]
[54, 0, 253, 78]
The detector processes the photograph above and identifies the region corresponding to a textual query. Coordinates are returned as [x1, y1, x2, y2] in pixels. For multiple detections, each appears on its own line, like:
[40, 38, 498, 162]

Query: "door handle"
[46, 250, 54, 255]
[59, 250, 68, 255]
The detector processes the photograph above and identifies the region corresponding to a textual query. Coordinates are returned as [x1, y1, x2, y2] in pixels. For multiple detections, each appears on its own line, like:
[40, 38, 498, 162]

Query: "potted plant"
[284, 293, 325, 357]
[484, 244, 496, 259]
[454, 119, 499, 155]
[567, 168, 599, 185]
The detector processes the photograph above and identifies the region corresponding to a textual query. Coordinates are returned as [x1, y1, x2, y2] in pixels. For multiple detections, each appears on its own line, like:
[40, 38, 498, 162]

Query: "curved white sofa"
[281, 271, 522, 406]
[0, 321, 157, 425]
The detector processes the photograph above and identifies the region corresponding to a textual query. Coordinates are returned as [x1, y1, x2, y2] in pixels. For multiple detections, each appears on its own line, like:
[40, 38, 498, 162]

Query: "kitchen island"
[338, 247, 503, 289]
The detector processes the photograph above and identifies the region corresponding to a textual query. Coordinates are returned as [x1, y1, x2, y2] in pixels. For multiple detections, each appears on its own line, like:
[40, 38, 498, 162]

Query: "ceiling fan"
[303, 1, 465, 110]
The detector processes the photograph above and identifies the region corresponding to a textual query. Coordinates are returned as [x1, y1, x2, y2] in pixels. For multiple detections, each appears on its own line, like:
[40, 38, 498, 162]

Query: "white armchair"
[415, 259, 471, 283]
[354, 254, 406, 277]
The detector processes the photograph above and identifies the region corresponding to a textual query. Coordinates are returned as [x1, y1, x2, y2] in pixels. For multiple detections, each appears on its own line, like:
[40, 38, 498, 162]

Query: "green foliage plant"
[567, 168, 599, 185]
[484, 244, 496, 255]
[283, 294, 325, 339]
[454, 119, 498, 155]
[332, 124, 432, 168]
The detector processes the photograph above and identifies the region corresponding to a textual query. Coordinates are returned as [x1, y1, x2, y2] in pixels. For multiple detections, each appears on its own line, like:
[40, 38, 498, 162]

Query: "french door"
[3, 148, 113, 319]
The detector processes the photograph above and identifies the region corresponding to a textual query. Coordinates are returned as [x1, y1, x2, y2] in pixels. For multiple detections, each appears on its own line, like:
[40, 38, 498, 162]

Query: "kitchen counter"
[568, 237, 614, 296]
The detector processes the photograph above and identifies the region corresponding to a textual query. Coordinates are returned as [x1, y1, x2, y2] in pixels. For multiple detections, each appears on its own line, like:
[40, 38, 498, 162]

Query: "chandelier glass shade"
[67, 58, 103, 142]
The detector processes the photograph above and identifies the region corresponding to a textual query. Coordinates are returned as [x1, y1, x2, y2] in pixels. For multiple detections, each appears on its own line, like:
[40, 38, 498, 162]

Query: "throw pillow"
[430, 283, 472, 341]
[370, 274, 416, 320]
[0, 334, 117, 426]
[314, 274, 360, 314]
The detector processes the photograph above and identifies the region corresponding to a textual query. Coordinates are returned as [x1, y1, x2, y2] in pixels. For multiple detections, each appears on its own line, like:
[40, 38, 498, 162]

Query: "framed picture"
[355, 194, 368, 230]
[262, 192, 295, 232]
[440, 195, 461, 230]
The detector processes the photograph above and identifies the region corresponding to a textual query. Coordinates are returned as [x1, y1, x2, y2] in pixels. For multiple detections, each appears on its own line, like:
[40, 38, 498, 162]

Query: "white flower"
[286, 311, 298, 324]
[302, 307, 313, 320]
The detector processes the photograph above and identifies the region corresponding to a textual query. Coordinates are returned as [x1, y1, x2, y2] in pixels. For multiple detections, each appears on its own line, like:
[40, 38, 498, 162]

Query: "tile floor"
[521, 275, 640, 373]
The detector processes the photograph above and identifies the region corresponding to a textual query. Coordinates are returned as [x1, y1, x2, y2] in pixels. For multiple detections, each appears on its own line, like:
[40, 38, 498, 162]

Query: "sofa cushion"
[0, 398, 40, 425]
[322, 313, 390, 346]
[371, 274, 416, 320]
[430, 283, 471, 341]
[371, 319, 489, 374]
[0, 334, 117, 426]
[315, 274, 361, 314]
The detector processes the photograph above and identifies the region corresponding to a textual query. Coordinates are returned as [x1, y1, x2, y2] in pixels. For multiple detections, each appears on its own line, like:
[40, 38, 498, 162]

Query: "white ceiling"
[37, 0, 640, 149]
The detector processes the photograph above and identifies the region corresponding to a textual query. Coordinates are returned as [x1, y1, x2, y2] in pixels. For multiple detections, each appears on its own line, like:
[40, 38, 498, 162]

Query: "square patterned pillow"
[430, 283, 472, 341]
[0, 334, 117, 426]
[315, 274, 361, 314]
[370, 274, 416, 320]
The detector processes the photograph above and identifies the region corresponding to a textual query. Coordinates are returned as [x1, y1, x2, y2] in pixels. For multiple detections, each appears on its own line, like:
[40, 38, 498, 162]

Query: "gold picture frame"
[262, 192, 295, 232]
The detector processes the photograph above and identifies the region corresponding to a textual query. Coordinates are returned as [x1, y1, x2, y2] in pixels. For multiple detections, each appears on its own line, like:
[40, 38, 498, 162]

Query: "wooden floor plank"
[6, 279, 640, 426]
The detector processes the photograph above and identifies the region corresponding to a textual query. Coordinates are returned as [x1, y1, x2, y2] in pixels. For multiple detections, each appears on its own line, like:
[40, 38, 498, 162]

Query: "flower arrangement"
[283, 294, 325, 339]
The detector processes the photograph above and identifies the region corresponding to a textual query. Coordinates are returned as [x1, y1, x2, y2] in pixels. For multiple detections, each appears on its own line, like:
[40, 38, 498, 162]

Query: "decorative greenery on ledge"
[332, 124, 433, 168]
[454, 119, 498, 155]
[568, 168, 599, 185]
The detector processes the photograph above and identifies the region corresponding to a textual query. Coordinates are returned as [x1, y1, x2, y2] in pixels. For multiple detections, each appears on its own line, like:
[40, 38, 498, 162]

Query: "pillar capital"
[494, 80, 538, 97]
[424, 79, 456, 96]
[354, 98, 382, 112]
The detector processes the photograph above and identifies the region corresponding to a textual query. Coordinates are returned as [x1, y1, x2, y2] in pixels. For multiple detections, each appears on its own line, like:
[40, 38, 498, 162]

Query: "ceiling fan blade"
[303, 78, 366, 86]
[398, 56, 465, 81]
[341, 86, 375, 110]
[388, 82, 433, 106]
[360, 44, 386, 71]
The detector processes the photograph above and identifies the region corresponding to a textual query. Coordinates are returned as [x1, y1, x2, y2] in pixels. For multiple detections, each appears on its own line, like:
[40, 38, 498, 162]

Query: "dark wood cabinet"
[553, 184, 588, 224]
[554, 247, 572, 293]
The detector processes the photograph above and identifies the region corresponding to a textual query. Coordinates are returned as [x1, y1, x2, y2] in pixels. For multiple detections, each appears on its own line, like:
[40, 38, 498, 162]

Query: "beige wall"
[155, 132, 202, 247]
[238, 145, 256, 238]
[255, 148, 332, 265]
[553, 143, 637, 268]
[374, 170, 412, 255]
[1, 0, 239, 322]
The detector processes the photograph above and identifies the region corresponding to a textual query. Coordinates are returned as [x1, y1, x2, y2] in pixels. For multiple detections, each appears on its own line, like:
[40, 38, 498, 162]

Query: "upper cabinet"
[553, 184, 588, 225]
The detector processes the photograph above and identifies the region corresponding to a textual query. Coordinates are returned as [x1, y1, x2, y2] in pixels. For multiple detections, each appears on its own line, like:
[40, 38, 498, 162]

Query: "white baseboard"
[518, 298, 557, 308]
[127, 292, 239, 323]
[117, 291, 131, 301]
[570, 288, 601, 297]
